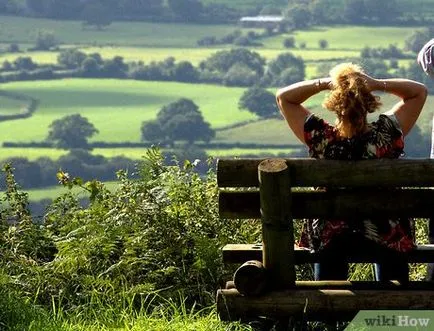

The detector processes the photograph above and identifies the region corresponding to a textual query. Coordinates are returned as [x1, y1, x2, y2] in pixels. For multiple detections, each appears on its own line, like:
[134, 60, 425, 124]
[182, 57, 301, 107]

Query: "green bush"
[0, 148, 258, 313]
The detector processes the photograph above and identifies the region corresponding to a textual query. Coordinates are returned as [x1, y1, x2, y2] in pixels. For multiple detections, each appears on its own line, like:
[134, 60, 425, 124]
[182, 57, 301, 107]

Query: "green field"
[24, 180, 120, 201]
[1, 15, 433, 179]
[0, 79, 258, 144]
[0, 46, 360, 67]
[263, 26, 420, 51]
[0, 146, 296, 161]
[0, 95, 23, 115]
[0, 16, 238, 47]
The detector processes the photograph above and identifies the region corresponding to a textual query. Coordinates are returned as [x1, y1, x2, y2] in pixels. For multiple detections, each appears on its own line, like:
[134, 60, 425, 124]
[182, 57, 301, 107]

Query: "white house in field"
[239, 15, 284, 28]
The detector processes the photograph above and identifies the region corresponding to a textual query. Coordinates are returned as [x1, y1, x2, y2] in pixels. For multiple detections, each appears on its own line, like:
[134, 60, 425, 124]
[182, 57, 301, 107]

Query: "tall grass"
[0, 278, 251, 331]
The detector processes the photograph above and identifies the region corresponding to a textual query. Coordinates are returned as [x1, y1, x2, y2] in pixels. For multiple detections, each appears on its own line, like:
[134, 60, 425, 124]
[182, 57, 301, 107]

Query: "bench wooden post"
[258, 159, 295, 289]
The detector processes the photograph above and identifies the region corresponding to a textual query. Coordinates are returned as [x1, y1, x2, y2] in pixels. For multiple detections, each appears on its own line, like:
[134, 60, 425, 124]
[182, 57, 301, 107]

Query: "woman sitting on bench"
[276, 62, 427, 283]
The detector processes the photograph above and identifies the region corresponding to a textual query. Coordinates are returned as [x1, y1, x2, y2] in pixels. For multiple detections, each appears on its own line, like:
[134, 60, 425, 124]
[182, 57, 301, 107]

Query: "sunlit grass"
[0, 79, 255, 144]
[0, 15, 238, 47]
[0, 46, 359, 67]
[262, 25, 421, 50]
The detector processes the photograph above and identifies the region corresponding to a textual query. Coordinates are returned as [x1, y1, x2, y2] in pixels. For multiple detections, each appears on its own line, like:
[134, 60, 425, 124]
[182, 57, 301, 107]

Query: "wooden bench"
[216, 158, 434, 322]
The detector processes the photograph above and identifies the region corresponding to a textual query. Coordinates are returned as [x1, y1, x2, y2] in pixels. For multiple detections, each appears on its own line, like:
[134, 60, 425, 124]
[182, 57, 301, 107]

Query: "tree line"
[1, 0, 432, 26]
[1, 47, 307, 88]
[0, 0, 241, 24]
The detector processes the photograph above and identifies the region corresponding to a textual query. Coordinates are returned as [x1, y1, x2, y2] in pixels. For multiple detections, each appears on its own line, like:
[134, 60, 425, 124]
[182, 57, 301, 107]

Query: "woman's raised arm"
[276, 78, 331, 143]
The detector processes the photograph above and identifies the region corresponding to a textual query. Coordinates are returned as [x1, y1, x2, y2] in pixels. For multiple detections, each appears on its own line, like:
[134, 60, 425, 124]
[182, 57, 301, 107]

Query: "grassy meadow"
[1, 10, 434, 331]
[1, 15, 433, 200]
[0, 79, 256, 144]
[0, 46, 360, 66]
[0, 16, 238, 47]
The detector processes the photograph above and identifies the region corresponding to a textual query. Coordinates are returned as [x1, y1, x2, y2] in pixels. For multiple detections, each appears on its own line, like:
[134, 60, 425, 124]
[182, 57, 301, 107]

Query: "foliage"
[35, 30, 57, 51]
[81, 2, 112, 30]
[262, 52, 305, 87]
[0, 148, 259, 314]
[238, 87, 278, 118]
[200, 48, 265, 79]
[142, 98, 215, 145]
[404, 28, 434, 53]
[283, 37, 295, 48]
[141, 121, 164, 144]
[57, 49, 87, 69]
[167, 0, 203, 22]
[223, 62, 259, 87]
[342, 0, 399, 24]
[46, 114, 99, 150]
[360, 44, 407, 59]
[12, 56, 37, 71]
[284, 4, 311, 29]
[318, 39, 328, 49]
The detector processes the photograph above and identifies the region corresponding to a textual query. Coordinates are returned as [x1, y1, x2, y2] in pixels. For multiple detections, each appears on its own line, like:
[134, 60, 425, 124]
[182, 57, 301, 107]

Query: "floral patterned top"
[298, 114, 415, 253]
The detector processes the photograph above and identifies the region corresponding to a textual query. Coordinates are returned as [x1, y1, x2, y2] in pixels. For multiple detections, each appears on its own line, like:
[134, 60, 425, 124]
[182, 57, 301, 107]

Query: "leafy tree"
[284, 4, 311, 29]
[2, 60, 13, 71]
[81, 2, 112, 30]
[101, 56, 128, 77]
[57, 49, 87, 69]
[157, 98, 199, 126]
[87, 52, 104, 65]
[167, 0, 203, 21]
[119, 0, 164, 17]
[141, 120, 164, 143]
[2, 157, 43, 188]
[262, 52, 305, 86]
[405, 28, 433, 53]
[238, 87, 278, 118]
[80, 57, 101, 76]
[35, 30, 57, 50]
[142, 98, 215, 145]
[200, 48, 265, 77]
[343, 0, 367, 23]
[360, 58, 391, 78]
[309, 0, 337, 24]
[13, 56, 36, 71]
[164, 113, 214, 144]
[223, 63, 259, 87]
[8, 43, 19, 52]
[173, 61, 198, 82]
[283, 37, 295, 48]
[47, 114, 99, 149]
[363, 0, 398, 23]
[44, 0, 84, 19]
[319, 39, 328, 49]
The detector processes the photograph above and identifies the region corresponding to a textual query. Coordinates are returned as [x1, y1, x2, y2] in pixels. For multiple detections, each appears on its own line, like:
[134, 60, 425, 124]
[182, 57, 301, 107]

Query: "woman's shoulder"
[370, 113, 403, 136]
[304, 113, 332, 131]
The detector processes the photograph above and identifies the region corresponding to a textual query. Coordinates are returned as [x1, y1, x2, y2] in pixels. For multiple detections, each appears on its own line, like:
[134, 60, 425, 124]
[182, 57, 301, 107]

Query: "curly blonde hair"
[323, 63, 382, 138]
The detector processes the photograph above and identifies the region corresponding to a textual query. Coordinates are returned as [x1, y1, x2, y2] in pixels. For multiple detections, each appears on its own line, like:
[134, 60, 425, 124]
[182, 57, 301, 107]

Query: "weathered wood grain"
[217, 286, 434, 321]
[217, 158, 434, 188]
[219, 189, 434, 219]
[222, 244, 434, 264]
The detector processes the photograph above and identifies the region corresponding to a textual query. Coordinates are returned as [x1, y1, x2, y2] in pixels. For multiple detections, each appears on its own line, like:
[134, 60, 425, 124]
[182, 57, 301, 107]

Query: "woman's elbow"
[421, 84, 428, 100]
[275, 89, 283, 102]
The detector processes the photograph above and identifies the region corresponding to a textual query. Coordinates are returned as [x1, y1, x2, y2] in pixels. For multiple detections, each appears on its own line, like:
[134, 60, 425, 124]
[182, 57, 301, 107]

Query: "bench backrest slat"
[217, 159, 434, 188]
[220, 189, 434, 219]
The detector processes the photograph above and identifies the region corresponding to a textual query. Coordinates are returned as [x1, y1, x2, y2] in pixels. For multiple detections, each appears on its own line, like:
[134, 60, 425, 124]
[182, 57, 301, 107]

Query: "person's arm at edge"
[373, 78, 428, 136]
[276, 78, 331, 144]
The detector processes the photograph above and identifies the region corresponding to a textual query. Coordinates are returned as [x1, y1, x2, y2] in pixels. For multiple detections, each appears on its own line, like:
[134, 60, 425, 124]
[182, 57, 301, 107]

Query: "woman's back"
[304, 114, 404, 160]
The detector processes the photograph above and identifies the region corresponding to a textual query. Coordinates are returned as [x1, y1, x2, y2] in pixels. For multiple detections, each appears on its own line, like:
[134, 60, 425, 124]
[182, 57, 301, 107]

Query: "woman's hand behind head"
[359, 73, 381, 92]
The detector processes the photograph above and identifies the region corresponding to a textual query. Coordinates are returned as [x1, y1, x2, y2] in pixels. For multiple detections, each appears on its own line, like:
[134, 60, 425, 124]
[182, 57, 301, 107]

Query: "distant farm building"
[239, 15, 284, 28]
